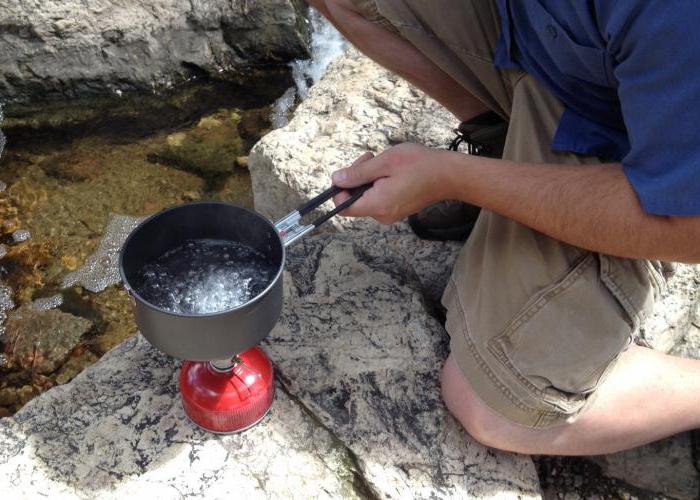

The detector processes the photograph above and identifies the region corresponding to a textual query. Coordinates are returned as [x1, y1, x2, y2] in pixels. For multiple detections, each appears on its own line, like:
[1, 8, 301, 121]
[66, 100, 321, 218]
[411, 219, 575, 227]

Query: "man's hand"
[333, 143, 700, 263]
[332, 144, 451, 224]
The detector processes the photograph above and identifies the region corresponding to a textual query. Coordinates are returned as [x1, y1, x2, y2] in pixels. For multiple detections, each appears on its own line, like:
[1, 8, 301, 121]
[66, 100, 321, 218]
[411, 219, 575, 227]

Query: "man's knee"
[440, 355, 506, 450]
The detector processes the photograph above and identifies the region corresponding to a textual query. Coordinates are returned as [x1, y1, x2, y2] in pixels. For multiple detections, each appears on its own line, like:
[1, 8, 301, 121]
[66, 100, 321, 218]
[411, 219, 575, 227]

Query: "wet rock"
[0, 335, 371, 499]
[38, 155, 100, 182]
[29, 294, 63, 312]
[3, 305, 93, 375]
[62, 214, 144, 293]
[151, 110, 245, 177]
[0, 0, 310, 103]
[54, 350, 99, 386]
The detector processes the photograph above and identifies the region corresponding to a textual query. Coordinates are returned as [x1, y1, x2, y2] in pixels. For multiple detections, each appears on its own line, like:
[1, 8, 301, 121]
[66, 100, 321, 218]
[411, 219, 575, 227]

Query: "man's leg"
[441, 74, 700, 456]
[308, 0, 498, 121]
[442, 346, 700, 455]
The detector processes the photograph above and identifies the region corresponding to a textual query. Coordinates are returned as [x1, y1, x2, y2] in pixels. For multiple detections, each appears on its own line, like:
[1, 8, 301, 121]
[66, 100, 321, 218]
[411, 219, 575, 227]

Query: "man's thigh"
[350, 0, 521, 118]
[443, 75, 662, 428]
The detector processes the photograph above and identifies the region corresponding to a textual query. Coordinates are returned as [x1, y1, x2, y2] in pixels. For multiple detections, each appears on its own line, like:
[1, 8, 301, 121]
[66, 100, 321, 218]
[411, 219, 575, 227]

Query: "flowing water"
[272, 9, 347, 128]
[0, 8, 347, 415]
[136, 239, 276, 315]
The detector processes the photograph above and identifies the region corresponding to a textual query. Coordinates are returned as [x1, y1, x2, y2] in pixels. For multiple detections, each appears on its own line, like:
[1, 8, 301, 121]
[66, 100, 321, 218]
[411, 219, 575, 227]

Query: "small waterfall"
[0, 104, 10, 361]
[0, 104, 6, 166]
[271, 8, 348, 129]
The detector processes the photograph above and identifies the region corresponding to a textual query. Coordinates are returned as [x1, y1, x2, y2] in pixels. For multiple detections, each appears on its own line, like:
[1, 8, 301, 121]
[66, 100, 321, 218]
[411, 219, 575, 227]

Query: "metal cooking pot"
[119, 186, 368, 361]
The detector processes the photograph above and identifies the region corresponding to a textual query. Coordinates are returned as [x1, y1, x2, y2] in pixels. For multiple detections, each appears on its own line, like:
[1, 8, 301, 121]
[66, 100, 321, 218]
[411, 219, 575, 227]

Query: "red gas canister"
[179, 347, 274, 434]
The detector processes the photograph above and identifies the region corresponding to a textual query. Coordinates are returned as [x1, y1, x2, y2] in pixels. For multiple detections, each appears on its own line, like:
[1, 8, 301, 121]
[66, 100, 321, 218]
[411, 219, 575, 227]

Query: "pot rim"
[118, 200, 286, 319]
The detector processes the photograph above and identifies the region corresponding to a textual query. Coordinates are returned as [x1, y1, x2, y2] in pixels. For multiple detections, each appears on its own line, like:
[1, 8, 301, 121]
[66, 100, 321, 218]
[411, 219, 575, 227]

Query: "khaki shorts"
[353, 0, 668, 427]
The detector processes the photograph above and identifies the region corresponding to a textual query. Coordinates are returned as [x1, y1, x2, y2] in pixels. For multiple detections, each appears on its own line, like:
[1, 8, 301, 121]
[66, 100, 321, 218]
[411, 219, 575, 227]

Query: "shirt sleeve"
[605, 2, 700, 216]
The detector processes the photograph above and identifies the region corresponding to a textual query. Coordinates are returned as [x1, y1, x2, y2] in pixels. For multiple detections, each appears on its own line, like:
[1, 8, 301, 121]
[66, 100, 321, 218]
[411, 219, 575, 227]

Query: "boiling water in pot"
[135, 239, 277, 314]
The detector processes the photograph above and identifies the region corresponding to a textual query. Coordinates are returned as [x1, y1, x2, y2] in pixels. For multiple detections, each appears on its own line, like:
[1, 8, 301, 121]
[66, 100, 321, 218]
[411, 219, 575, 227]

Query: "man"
[308, 0, 700, 456]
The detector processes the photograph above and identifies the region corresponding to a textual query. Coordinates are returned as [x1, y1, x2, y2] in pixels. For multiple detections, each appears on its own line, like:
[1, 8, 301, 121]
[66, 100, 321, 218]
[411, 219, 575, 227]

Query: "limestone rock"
[0, 0, 309, 103]
[249, 48, 461, 305]
[0, 335, 363, 499]
[3, 305, 93, 374]
[249, 48, 456, 229]
[639, 264, 700, 354]
[0, 233, 542, 498]
[264, 234, 542, 498]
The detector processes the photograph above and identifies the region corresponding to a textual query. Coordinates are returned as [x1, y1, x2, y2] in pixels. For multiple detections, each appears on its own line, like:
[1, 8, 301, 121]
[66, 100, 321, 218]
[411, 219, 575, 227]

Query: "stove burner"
[179, 347, 274, 433]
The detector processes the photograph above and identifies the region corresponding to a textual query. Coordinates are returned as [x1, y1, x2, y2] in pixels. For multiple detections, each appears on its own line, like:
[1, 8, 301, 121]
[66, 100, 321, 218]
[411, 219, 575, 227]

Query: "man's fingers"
[333, 182, 384, 218]
[332, 151, 385, 188]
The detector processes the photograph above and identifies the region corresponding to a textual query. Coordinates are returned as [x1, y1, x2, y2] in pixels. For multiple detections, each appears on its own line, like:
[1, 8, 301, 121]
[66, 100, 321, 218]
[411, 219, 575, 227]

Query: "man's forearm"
[443, 153, 700, 263]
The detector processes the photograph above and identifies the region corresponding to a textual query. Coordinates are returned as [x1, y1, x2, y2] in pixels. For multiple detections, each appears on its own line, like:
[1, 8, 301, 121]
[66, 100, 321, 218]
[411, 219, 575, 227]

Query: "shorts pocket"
[488, 253, 633, 400]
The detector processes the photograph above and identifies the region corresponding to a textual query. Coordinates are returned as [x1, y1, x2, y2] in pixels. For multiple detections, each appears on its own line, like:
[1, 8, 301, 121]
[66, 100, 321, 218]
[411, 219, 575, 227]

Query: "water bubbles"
[0, 354, 8, 368]
[272, 8, 348, 128]
[62, 214, 144, 292]
[0, 282, 14, 343]
[12, 229, 31, 243]
[0, 284, 14, 312]
[135, 239, 276, 315]
[30, 294, 63, 312]
[0, 103, 6, 160]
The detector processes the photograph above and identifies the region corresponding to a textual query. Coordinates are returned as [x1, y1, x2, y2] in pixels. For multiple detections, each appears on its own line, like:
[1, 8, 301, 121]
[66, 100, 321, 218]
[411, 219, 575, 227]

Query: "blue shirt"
[495, 1, 700, 216]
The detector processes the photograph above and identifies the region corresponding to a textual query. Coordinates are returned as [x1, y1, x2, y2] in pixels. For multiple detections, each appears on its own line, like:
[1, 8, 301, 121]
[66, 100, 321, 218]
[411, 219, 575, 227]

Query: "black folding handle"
[310, 184, 372, 228]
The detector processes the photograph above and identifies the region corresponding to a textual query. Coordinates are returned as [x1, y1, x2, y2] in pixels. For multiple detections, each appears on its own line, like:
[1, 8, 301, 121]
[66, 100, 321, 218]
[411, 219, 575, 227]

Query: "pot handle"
[275, 184, 372, 247]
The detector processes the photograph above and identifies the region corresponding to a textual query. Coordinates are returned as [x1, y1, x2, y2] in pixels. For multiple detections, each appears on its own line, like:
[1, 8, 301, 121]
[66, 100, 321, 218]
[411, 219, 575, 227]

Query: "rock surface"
[250, 48, 700, 498]
[249, 48, 456, 230]
[270, 234, 541, 498]
[639, 264, 700, 355]
[0, 231, 542, 499]
[0, 0, 309, 103]
[0, 336, 364, 499]
[249, 48, 461, 305]
[591, 433, 699, 500]
[3, 305, 93, 374]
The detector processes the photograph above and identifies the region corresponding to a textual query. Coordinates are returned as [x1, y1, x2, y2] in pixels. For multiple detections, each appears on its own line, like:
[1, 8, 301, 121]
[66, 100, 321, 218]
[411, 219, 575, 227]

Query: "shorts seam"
[486, 254, 597, 413]
[448, 277, 562, 421]
[599, 255, 642, 329]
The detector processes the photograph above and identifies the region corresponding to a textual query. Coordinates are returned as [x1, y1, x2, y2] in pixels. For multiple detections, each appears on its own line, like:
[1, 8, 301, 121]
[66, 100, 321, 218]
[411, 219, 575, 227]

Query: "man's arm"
[332, 144, 700, 263]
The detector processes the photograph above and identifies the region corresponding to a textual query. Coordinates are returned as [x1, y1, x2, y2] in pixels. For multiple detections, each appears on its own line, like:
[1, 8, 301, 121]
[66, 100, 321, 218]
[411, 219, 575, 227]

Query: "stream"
[0, 10, 346, 416]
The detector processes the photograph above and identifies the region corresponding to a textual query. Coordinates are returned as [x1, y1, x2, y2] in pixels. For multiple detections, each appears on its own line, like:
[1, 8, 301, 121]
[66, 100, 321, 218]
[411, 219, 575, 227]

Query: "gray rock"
[0, 335, 364, 499]
[3, 305, 93, 374]
[0, 234, 541, 499]
[266, 234, 542, 498]
[639, 264, 700, 354]
[249, 48, 461, 305]
[62, 214, 144, 293]
[250, 46, 700, 498]
[249, 48, 456, 229]
[0, 0, 309, 103]
[591, 433, 699, 500]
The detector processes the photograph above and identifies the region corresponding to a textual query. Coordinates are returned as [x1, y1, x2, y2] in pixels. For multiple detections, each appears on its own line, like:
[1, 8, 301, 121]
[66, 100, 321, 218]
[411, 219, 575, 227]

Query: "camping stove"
[179, 347, 274, 434]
